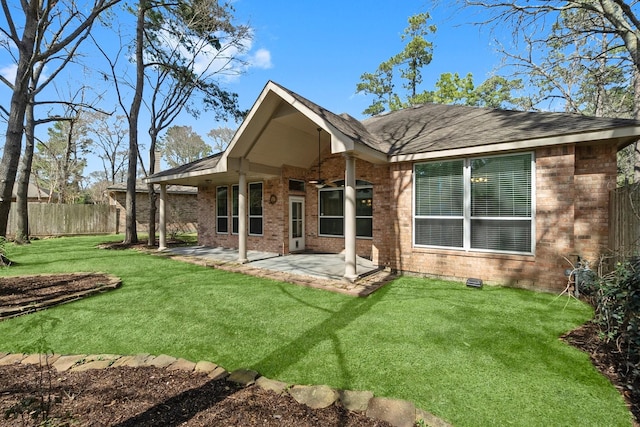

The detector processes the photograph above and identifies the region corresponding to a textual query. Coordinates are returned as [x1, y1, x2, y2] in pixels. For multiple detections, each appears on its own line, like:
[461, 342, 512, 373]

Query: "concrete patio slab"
[166, 246, 378, 281]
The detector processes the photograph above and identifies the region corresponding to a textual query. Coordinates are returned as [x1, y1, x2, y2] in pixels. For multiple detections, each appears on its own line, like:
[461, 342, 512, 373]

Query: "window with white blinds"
[414, 153, 534, 254]
[414, 161, 464, 248]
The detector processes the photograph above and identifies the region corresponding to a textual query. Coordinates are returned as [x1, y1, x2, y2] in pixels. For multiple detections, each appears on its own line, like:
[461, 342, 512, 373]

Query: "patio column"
[344, 154, 357, 281]
[238, 171, 248, 263]
[158, 184, 167, 251]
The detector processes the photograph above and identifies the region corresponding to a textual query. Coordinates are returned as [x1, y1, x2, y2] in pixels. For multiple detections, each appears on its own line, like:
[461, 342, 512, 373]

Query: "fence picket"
[6, 203, 118, 237]
[609, 183, 640, 264]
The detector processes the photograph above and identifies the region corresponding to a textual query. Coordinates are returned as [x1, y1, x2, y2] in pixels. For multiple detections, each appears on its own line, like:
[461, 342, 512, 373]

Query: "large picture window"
[216, 186, 228, 233]
[414, 153, 534, 254]
[319, 180, 373, 238]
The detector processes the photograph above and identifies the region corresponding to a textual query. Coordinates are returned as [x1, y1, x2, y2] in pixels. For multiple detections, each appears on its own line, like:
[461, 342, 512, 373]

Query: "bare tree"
[86, 112, 128, 184]
[207, 126, 236, 153]
[95, 0, 248, 245]
[32, 108, 90, 204]
[0, 0, 121, 237]
[462, 0, 640, 179]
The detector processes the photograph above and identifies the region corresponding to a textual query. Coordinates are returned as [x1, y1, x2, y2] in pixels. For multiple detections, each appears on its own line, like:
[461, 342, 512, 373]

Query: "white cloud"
[0, 64, 16, 83]
[249, 48, 272, 70]
[144, 28, 272, 84]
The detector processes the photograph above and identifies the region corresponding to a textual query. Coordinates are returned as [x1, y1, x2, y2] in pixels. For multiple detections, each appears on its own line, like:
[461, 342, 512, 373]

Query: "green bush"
[589, 258, 640, 399]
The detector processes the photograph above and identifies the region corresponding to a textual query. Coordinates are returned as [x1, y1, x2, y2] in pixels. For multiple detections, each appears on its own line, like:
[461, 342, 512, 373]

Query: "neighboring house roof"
[146, 80, 640, 186]
[11, 180, 55, 201]
[107, 181, 197, 194]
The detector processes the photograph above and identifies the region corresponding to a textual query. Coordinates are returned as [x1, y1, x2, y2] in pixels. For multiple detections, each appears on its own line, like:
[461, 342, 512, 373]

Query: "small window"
[289, 179, 305, 192]
[232, 185, 239, 234]
[249, 182, 263, 235]
[216, 186, 228, 233]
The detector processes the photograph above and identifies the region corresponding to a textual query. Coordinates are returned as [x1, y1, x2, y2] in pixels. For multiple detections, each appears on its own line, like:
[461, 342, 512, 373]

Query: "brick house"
[146, 81, 640, 292]
[107, 182, 197, 234]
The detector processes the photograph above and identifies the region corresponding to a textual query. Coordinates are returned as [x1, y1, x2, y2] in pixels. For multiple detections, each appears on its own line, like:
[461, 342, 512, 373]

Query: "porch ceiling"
[234, 101, 329, 170]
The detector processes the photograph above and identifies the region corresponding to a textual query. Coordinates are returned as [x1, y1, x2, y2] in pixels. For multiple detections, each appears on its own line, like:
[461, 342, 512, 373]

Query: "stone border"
[0, 273, 122, 320]
[0, 352, 451, 427]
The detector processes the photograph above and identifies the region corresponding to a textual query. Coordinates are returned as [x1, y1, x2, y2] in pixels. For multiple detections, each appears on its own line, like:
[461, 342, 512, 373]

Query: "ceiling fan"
[309, 128, 337, 189]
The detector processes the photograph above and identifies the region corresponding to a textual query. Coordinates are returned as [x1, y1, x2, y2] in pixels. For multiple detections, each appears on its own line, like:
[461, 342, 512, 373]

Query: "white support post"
[344, 154, 357, 281]
[158, 184, 167, 251]
[238, 171, 248, 263]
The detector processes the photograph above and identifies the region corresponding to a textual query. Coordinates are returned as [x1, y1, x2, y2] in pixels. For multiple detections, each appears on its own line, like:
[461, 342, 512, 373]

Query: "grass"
[0, 235, 631, 426]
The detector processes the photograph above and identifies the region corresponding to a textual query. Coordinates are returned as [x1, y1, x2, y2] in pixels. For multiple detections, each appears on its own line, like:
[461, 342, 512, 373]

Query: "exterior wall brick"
[110, 190, 197, 234]
[195, 142, 617, 292]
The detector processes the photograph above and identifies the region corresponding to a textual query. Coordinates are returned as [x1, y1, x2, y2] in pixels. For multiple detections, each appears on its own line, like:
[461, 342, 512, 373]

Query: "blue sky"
[0, 0, 506, 176]
[225, 1, 502, 122]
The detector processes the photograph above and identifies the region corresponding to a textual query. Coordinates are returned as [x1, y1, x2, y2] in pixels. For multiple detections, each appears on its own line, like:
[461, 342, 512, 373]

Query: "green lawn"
[0, 235, 631, 426]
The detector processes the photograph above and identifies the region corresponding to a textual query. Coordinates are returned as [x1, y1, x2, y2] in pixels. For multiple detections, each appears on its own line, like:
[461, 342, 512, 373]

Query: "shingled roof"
[146, 153, 224, 181]
[146, 82, 640, 186]
[362, 102, 640, 156]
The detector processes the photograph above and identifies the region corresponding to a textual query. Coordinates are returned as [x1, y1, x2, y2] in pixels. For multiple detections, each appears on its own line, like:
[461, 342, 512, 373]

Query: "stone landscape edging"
[0, 352, 451, 427]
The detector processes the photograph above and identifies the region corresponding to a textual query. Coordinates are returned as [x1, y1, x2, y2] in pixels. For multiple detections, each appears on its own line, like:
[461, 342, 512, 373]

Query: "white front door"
[289, 196, 305, 252]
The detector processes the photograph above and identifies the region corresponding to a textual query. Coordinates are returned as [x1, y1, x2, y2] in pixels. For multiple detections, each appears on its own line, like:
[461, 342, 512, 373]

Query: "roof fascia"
[390, 125, 640, 162]
[144, 161, 226, 184]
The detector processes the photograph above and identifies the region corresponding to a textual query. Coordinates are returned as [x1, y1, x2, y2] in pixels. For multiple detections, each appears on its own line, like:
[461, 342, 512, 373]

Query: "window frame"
[232, 184, 239, 234]
[216, 186, 229, 234]
[413, 152, 535, 255]
[248, 181, 263, 236]
[318, 180, 373, 239]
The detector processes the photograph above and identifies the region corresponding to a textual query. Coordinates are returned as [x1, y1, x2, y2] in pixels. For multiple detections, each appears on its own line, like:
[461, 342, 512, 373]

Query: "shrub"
[588, 258, 640, 399]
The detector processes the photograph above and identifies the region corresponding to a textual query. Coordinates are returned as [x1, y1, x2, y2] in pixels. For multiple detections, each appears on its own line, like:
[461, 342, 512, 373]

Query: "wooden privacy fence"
[610, 182, 640, 263]
[6, 203, 118, 237]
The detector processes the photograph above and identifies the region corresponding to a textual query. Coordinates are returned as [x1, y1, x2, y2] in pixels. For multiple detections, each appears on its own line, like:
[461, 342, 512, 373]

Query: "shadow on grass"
[252, 283, 392, 388]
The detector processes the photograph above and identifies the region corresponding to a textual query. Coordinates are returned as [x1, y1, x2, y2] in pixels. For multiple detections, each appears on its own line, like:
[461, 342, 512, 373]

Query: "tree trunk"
[147, 147, 157, 246]
[634, 68, 640, 183]
[0, 7, 37, 237]
[124, 1, 146, 245]
[14, 102, 36, 244]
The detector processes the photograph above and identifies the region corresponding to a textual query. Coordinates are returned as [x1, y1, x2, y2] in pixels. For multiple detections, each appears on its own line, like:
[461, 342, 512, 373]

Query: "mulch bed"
[0, 363, 393, 426]
[0, 273, 121, 320]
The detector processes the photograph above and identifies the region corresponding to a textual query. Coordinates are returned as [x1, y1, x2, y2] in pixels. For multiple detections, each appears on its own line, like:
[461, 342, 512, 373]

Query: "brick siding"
[197, 143, 616, 292]
[110, 190, 197, 234]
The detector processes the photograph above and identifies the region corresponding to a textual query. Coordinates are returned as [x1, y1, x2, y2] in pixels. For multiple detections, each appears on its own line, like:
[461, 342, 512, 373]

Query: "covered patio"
[147, 82, 388, 282]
